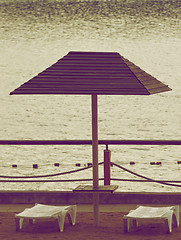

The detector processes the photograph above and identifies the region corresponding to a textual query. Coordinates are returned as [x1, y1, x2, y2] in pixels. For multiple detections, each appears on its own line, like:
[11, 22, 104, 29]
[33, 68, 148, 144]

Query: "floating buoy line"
[1, 160, 180, 169]
[2, 163, 61, 169]
[0, 161, 181, 187]
[2, 162, 94, 169]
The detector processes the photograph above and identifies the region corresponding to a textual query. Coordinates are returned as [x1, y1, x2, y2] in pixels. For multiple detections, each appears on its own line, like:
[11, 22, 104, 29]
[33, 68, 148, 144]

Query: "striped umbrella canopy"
[10, 51, 171, 95]
[10, 51, 171, 225]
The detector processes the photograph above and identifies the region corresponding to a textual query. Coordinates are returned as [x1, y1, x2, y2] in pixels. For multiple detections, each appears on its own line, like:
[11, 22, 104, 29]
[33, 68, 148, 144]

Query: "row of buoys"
[129, 162, 162, 165]
[129, 161, 162, 165]
[129, 162, 135, 165]
[130, 161, 181, 165]
[75, 163, 93, 167]
[12, 164, 18, 168]
[150, 162, 162, 165]
[75, 163, 114, 167]
[10, 161, 181, 168]
[12, 163, 94, 168]
[12, 163, 60, 169]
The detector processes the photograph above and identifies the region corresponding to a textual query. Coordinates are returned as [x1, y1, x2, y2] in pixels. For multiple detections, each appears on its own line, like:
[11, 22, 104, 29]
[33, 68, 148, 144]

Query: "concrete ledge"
[1, 191, 181, 205]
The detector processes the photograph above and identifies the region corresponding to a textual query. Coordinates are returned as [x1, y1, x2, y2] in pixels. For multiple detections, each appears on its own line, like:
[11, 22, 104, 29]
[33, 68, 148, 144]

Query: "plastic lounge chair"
[15, 203, 77, 232]
[123, 205, 179, 233]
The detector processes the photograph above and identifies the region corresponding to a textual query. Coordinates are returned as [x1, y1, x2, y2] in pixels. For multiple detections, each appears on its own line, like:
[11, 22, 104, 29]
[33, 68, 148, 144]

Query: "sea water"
[0, 0, 181, 192]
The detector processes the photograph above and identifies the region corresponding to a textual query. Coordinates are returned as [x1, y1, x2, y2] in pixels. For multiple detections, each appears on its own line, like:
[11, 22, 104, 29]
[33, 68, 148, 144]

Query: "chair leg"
[123, 218, 132, 232]
[72, 205, 77, 225]
[123, 218, 128, 232]
[132, 219, 138, 229]
[19, 218, 24, 230]
[173, 214, 177, 228]
[174, 206, 179, 227]
[165, 210, 173, 233]
[67, 206, 77, 226]
[57, 211, 67, 232]
[29, 219, 35, 225]
[15, 217, 24, 231]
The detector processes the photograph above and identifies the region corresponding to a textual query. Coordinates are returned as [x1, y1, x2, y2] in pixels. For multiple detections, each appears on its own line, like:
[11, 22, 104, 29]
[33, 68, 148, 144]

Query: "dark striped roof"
[10, 51, 171, 95]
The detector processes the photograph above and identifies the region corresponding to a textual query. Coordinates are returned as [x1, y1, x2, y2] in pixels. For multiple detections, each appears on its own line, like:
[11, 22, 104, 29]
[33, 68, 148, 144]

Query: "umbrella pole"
[92, 94, 99, 226]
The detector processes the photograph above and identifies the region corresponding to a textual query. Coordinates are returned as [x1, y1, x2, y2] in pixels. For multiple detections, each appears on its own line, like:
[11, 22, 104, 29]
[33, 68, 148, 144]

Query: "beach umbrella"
[10, 51, 171, 225]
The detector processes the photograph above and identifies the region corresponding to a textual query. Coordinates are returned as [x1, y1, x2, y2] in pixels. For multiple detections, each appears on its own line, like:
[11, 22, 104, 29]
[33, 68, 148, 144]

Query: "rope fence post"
[104, 144, 111, 185]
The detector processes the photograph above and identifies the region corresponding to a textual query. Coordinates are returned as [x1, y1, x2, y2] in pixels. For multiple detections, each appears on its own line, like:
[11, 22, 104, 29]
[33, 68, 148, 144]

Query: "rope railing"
[0, 163, 103, 182]
[111, 162, 181, 188]
[0, 163, 100, 178]
[1, 161, 181, 187]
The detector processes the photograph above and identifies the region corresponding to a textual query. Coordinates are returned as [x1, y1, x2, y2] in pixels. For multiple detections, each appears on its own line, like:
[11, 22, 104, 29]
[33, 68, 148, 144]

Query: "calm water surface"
[0, 0, 181, 192]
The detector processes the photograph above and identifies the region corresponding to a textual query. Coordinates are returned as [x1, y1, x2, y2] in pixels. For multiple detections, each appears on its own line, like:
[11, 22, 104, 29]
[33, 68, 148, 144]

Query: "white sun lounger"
[15, 203, 77, 232]
[123, 205, 179, 233]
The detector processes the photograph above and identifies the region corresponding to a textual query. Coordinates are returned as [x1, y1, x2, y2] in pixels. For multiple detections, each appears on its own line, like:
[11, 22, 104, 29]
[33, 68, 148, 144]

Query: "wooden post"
[92, 94, 99, 190]
[104, 146, 111, 185]
[92, 94, 99, 226]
